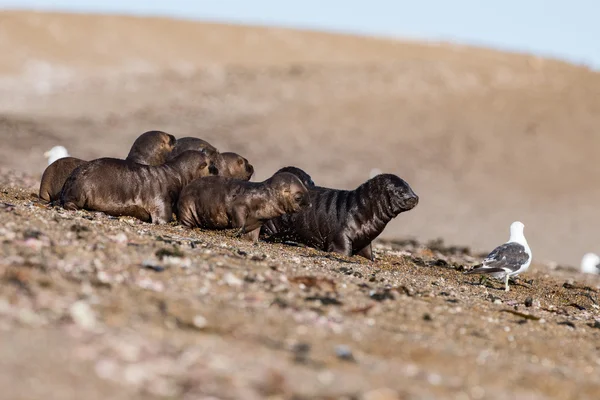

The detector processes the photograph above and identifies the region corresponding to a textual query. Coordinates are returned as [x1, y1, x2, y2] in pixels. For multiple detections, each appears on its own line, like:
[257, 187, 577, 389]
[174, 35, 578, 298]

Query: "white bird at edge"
[465, 221, 532, 292]
[44, 146, 69, 165]
[580, 253, 600, 275]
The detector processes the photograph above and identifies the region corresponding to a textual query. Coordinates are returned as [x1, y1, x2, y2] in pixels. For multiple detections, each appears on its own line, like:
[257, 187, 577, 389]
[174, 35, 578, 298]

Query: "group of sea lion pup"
[39, 130, 420, 260]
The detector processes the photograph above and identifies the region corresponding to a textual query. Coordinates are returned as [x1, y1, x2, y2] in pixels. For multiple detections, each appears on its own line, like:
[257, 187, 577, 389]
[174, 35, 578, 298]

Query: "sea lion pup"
[168, 137, 254, 181]
[39, 157, 88, 202]
[60, 151, 218, 224]
[177, 172, 311, 241]
[38, 131, 177, 203]
[126, 130, 176, 165]
[260, 168, 419, 260]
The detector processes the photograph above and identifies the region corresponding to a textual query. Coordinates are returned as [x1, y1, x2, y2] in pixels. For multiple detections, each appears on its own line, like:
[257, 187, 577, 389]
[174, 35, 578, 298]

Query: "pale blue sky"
[2, 0, 598, 69]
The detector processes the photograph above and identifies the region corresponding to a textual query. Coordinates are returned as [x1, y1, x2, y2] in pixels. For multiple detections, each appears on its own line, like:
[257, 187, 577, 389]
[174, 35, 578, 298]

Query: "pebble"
[223, 272, 243, 287]
[334, 344, 355, 361]
[69, 301, 96, 330]
[193, 315, 208, 329]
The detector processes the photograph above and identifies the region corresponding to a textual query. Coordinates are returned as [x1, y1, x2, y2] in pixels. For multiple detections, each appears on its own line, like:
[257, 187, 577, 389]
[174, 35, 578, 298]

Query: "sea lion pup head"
[268, 171, 311, 213]
[274, 166, 315, 188]
[219, 152, 254, 181]
[168, 150, 219, 182]
[168, 137, 219, 160]
[369, 173, 419, 215]
[126, 130, 177, 166]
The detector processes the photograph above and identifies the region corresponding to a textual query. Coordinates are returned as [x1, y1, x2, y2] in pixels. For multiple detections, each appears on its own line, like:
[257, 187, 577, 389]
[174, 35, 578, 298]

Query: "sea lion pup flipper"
[356, 244, 373, 261]
[39, 157, 88, 203]
[60, 151, 216, 223]
[126, 130, 177, 166]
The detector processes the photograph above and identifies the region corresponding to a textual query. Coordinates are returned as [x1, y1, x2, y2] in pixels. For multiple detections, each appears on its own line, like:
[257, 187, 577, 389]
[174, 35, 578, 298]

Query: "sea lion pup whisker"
[60, 150, 218, 224]
[38, 130, 178, 203]
[176, 171, 311, 242]
[260, 168, 419, 260]
[167, 137, 254, 181]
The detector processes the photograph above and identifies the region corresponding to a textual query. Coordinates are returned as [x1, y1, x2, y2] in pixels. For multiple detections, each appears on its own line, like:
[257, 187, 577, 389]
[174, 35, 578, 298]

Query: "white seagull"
[44, 146, 70, 165]
[580, 253, 600, 275]
[466, 221, 532, 292]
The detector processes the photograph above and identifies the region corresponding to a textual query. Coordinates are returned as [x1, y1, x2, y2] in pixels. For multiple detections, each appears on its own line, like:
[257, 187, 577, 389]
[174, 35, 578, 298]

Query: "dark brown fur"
[60, 151, 218, 224]
[126, 130, 176, 165]
[261, 168, 419, 260]
[38, 157, 88, 202]
[177, 172, 310, 241]
[39, 131, 177, 203]
[169, 138, 254, 181]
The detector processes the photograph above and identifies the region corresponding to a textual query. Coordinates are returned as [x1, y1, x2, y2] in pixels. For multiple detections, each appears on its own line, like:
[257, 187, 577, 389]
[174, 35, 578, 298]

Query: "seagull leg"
[504, 274, 510, 292]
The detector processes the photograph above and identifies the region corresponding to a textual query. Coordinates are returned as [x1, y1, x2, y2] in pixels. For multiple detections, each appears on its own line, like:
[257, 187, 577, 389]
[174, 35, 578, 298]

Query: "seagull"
[44, 146, 70, 165]
[580, 253, 600, 275]
[465, 221, 532, 292]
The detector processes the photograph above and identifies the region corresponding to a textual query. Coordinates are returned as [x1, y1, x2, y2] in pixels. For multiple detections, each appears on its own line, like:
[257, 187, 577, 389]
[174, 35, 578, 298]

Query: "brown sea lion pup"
[38, 131, 178, 203]
[177, 172, 311, 241]
[126, 130, 177, 165]
[167, 137, 254, 181]
[60, 151, 218, 224]
[260, 168, 419, 260]
[39, 157, 88, 202]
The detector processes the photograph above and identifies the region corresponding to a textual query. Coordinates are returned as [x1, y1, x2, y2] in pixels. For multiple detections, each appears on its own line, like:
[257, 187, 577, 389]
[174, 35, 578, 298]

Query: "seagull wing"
[466, 242, 529, 275]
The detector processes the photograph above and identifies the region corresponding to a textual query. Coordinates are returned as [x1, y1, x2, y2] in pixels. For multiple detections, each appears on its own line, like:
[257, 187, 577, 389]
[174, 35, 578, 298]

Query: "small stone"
[493, 299, 503, 304]
[193, 315, 208, 329]
[110, 233, 128, 245]
[69, 301, 96, 330]
[423, 313, 433, 321]
[334, 345, 355, 361]
[524, 297, 533, 307]
[223, 272, 243, 287]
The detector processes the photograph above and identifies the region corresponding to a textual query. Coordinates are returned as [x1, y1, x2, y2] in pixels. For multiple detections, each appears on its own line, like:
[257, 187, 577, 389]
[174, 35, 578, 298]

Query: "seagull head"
[581, 252, 600, 274]
[44, 146, 69, 165]
[509, 221, 525, 242]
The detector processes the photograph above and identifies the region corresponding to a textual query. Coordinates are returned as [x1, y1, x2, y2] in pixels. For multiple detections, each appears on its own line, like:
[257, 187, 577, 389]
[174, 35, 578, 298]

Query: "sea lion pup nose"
[60, 150, 217, 224]
[126, 130, 177, 166]
[176, 171, 310, 242]
[39, 130, 178, 203]
[261, 168, 419, 261]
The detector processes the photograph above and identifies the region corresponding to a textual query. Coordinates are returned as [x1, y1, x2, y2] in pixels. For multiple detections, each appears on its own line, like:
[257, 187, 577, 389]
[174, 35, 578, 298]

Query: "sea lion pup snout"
[60, 150, 215, 224]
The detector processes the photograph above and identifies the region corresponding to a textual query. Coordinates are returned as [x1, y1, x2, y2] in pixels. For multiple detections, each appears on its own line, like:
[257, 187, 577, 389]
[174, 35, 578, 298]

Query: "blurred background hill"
[0, 8, 599, 266]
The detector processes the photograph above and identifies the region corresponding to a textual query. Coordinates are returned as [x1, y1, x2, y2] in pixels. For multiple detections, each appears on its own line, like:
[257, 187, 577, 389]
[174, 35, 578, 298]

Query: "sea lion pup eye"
[176, 171, 310, 242]
[38, 131, 179, 204]
[260, 172, 418, 261]
[59, 150, 216, 225]
[126, 130, 177, 166]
